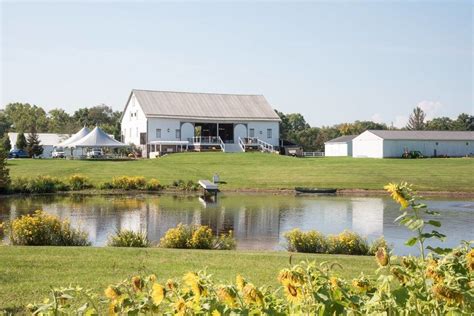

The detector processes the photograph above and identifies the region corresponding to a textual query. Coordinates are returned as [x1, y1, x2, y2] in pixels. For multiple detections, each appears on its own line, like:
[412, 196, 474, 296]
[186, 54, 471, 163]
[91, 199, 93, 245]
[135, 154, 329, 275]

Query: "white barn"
[8, 132, 69, 158]
[352, 130, 474, 158]
[324, 135, 356, 157]
[120, 90, 281, 157]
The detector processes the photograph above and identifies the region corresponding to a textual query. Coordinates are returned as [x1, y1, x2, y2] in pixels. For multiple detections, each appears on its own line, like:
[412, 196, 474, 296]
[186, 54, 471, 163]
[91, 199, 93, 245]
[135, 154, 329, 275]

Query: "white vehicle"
[52, 149, 65, 158]
[87, 148, 104, 158]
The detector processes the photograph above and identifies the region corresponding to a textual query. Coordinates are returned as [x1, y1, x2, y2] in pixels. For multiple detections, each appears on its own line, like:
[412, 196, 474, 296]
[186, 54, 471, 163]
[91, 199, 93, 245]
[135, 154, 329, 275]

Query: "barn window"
[249, 128, 255, 138]
[435, 142, 439, 146]
[467, 142, 469, 146]
[156, 129, 161, 138]
[267, 129, 272, 139]
[176, 129, 181, 139]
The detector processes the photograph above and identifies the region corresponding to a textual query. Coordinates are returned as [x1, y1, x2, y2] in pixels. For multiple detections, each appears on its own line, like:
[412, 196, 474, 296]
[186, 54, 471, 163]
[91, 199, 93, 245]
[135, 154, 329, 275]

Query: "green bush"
[68, 174, 93, 190]
[145, 178, 163, 191]
[171, 179, 199, 191]
[327, 230, 370, 255]
[8, 210, 90, 246]
[284, 228, 328, 253]
[111, 176, 147, 190]
[107, 230, 150, 247]
[160, 223, 235, 250]
[10, 176, 69, 193]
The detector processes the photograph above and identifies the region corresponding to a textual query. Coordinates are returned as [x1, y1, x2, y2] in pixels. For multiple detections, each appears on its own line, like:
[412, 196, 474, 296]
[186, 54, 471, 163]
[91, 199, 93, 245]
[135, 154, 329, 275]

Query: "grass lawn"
[0, 246, 377, 311]
[7, 153, 474, 192]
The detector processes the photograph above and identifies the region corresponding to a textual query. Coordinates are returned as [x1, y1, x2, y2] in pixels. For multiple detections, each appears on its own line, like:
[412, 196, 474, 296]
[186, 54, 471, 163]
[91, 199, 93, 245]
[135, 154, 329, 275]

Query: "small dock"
[198, 180, 219, 196]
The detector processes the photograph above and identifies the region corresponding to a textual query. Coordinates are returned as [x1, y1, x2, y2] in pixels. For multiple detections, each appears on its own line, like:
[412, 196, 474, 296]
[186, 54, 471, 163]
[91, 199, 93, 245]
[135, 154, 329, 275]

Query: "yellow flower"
[104, 286, 119, 300]
[432, 284, 463, 304]
[131, 276, 143, 292]
[108, 301, 117, 316]
[151, 283, 165, 305]
[329, 277, 339, 289]
[425, 259, 443, 282]
[283, 281, 303, 304]
[148, 274, 157, 283]
[277, 268, 304, 286]
[166, 279, 177, 291]
[375, 247, 389, 267]
[236, 274, 246, 291]
[211, 310, 221, 316]
[242, 284, 264, 306]
[466, 249, 474, 271]
[183, 272, 205, 300]
[384, 183, 410, 209]
[390, 266, 408, 285]
[352, 277, 371, 292]
[174, 297, 187, 315]
[217, 287, 237, 307]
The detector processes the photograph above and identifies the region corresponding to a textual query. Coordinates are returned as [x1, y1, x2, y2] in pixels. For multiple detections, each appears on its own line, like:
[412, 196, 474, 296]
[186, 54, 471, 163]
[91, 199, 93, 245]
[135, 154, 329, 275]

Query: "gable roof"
[325, 135, 357, 144]
[366, 130, 474, 141]
[68, 126, 128, 148]
[125, 89, 281, 122]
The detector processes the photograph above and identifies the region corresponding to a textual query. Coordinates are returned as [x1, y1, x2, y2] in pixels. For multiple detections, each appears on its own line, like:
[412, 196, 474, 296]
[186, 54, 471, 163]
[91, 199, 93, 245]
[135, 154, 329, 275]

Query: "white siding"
[247, 121, 280, 146]
[121, 93, 147, 146]
[325, 143, 349, 156]
[147, 118, 182, 142]
[383, 140, 474, 158]
[352, 131, 384, 158]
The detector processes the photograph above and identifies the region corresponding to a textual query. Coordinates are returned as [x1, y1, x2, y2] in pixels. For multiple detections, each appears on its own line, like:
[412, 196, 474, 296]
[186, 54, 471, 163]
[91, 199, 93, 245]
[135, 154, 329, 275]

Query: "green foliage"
[108, 176, 161, 191]
[160, 223, 236, 250]
[2, 134, 11, 152]
[327, 230, 370, 255]
[0, 148, 10, 193]
[4, 103, 49, 133]
[10, 175, 69, 193]
[171, 179, 199, 191]
[107, 230, 150, 248]
[406, 106, 427, 130]
[284, 228, 328, 253]
[26, 129, 44, 158]
[68, 174, 93, 190]
[15, 132, 27, 150]
[8, 210, 90, 246]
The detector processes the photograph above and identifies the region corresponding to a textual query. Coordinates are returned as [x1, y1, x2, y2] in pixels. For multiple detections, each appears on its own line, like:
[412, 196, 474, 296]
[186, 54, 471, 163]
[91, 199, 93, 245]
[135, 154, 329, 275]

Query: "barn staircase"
[223, 143, 244, 153]
[238, 137, 278, 153]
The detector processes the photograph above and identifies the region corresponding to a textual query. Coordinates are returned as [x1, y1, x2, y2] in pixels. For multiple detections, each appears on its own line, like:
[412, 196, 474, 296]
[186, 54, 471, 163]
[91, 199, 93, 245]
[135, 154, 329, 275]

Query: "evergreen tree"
[0, 148, 10, 193]
[406, 107, 426, 130]
[16, 132, 27, 150]
[26, 129, 43, 158]
[2, 135, 11, 152]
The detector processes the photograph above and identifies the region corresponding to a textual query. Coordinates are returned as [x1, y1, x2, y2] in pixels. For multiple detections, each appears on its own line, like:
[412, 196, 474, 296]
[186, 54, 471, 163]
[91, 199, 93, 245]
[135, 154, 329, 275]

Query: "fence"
[303, 151, 325, 158]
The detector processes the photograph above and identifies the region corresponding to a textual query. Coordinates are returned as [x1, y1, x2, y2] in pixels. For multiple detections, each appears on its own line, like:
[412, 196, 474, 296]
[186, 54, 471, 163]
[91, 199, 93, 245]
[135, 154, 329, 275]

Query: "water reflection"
[1, 194, 473, 255]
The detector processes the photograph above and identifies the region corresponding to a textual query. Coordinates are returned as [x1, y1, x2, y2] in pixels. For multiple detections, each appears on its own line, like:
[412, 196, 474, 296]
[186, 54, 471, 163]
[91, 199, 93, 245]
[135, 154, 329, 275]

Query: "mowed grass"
[7, 153, 474, 191]
[0, 246, 377, 311]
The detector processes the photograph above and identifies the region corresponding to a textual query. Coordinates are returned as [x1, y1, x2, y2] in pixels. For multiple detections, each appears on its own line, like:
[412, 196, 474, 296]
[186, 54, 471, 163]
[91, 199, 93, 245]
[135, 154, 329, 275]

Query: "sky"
[1, 0, 473, 127]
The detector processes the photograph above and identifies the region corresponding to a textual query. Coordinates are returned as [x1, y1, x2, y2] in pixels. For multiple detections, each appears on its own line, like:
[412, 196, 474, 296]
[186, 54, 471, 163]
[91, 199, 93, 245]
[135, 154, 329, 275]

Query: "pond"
[0, 193, 473, 255]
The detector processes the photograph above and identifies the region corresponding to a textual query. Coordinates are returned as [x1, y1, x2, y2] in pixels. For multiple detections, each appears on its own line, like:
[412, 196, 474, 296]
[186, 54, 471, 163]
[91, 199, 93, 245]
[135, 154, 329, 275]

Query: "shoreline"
[1, 187, 474, 198]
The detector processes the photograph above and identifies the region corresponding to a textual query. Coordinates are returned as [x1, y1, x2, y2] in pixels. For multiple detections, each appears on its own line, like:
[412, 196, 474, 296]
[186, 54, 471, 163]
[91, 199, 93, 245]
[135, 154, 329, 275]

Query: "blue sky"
[1, 1, 472, 127]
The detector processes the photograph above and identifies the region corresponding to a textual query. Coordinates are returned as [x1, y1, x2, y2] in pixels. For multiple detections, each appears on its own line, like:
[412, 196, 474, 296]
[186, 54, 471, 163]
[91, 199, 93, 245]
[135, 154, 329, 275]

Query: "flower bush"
[10, 176, 69, 193]
[327, 230, 370, 255]
[68, 174, 93, 190]
[171, 179, 200, 191]
[160, 223, 236, 250]
[8, 210, 90, 246]
[107, 230, 150, 248]
[110, 176, 147, 190]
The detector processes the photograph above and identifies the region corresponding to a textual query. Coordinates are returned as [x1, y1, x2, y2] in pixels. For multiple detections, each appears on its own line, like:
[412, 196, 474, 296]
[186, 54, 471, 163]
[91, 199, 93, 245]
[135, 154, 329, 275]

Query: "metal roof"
[8, 132, 69, 147]
[325, 135, 357, 143]
[366, 130, 474, 141]
[129, 89, 281, 121]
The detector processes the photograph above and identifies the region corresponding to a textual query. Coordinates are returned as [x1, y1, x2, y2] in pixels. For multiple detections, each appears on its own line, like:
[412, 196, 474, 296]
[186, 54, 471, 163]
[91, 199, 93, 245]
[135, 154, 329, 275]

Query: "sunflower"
[375, 247, 389, 267]
[242, 284, 264, 306]
[384, 183, 410, 209]
[211, 310, 221, 316]
[390, 266, 408, 285]
[425, 259, 443, 282]
[148, 274, 157, 283]
[217, 286, 237, 307]
[166, 279, 177, 291]
[131, 276, 143, 292]
[174, 297, 187, 316]
[432, 284, 464, 304]
[104, 286, 120, 300]
[352, 277, 371, 292]
[329, 277, 339, 289]
[282, 281, 303, 304]
[277, 269, 304, 286]
[236, 274, 246, 291]
[466, 249, 474, 271]
[151, 283, 165, 305]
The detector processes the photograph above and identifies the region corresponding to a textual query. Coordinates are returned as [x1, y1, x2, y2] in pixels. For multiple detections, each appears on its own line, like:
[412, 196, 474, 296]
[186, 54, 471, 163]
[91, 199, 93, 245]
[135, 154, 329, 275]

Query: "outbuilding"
[352, 130, 474, 158]
[8, 132, 69, 158]
[120, 89, 281, 157]
[324, 135, 356, 157]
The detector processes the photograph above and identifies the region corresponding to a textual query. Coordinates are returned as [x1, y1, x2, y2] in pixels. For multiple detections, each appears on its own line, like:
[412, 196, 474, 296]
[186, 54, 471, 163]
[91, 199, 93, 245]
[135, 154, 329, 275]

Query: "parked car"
[87, 148, 104, 158]
[52, 149, 65, 158]
[8, 149, 29, 158]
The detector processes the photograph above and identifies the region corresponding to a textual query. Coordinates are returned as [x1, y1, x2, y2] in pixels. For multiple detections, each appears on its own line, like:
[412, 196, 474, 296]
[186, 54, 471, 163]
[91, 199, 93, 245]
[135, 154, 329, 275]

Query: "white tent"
[68, 126, 128, 148]
[57, 126, 91, 148]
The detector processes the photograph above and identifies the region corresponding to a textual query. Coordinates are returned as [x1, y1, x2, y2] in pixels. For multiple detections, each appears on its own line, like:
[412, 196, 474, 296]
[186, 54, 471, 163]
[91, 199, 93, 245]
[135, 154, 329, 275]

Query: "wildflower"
[432, 284, 464, 304]
[283, 281, 303, 304]
[211, 310, 221, 316]
[236, 274, 246, 291]
[183, 272, 205, 300]
[329, 277, 339, 289]
[108, 302, 117, 316]
[151, 283, 165, 305]
[277, 268, 304, 286]
[466, 249, 474, 271]
[104, 286, 120, 300]
[174, 297, 188, 315]
[217, 287, 237, 307]
[384, 183, 410, 209]
[131, 276, 143, 292]
[242, 283, 264, 306]
[148, 274, 157, 283]
[375, 247, 389, 267]
[352, 276, 371, 292]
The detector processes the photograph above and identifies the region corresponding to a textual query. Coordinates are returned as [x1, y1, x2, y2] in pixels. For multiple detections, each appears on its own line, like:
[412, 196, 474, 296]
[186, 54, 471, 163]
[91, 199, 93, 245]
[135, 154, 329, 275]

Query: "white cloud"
[370, 113, 383, 123]
[416, 100, 444, 120]
[394, 115, 408, 128]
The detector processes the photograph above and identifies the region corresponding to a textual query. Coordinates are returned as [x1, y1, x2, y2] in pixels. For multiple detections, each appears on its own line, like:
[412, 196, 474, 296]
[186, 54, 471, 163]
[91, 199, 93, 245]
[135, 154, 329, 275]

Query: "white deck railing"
[303, 151, 325, 157]
[190, 136, 225, 152]
[238, 137, 246, 152]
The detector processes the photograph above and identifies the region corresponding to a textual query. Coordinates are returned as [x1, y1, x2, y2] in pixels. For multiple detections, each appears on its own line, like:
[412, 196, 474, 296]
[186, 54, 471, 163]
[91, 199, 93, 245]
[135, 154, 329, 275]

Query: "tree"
[425, 117, 453, 131]
[0, 110, 12, 138]
[48, 109, 75, 133]
[4, 103, 49, 132]
[26, 129, 43, 158]
[16, 132, 27, 150]
[2, 135, 11, 152]
[0, 147, 10, 193]
[452, 113, 473, 131]
[406, 107, 426, 130]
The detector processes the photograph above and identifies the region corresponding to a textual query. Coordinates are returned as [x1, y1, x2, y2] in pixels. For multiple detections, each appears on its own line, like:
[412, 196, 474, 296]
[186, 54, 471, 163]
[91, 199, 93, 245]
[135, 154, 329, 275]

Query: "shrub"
[327, 230, 369, 255]
[171, 179, 199, 191]
[68, 174, 93, 190]
[145, 178, 162, 191]
[10, 176, 69, 193]
[284, 228, 328, 253]
[8, 210, 90, 246]
[160, 223, 235, 250]
[111, 176, 147, 190]
[0, 148, 10, 193]
[107, 230, 150, 247]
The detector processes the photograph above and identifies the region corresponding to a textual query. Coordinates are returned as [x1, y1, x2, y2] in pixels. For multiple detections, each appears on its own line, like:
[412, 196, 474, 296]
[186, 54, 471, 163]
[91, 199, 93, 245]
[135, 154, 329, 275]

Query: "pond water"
[0, 193, 473, 255]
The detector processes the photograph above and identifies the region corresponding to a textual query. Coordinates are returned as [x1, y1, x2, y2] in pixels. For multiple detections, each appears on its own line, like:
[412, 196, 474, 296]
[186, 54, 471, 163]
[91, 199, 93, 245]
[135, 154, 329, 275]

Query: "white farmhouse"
[324, 135, 356, 157]
[352, 130, 474, 158]
[120, 90, 281, 157]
